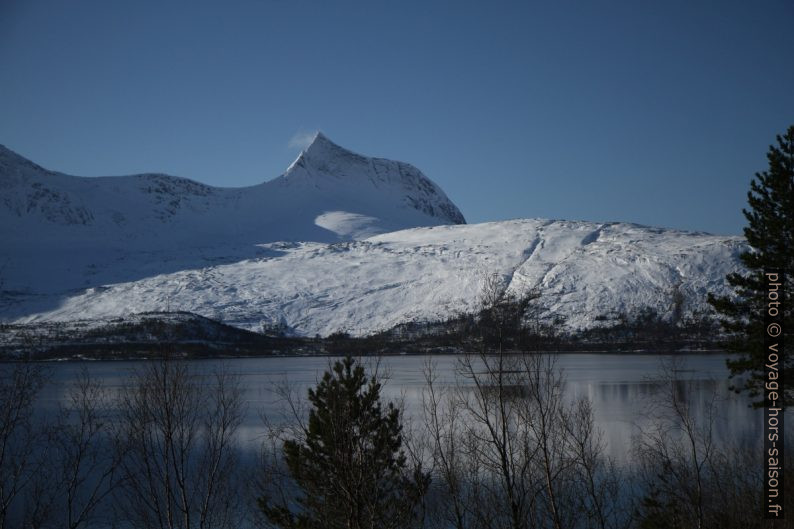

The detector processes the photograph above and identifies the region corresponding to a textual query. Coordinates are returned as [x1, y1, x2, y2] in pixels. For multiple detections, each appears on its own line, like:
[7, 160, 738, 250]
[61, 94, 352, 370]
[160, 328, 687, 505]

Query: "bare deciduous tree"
[46, 368, 121, 529]
[0, 362, 47, 529]
[420, 275, 633, 529]
[560, 397, 629, 529]
[631, 356, 778, 529]
[114, 359, 244, 529]
[419, 359, 478, 529]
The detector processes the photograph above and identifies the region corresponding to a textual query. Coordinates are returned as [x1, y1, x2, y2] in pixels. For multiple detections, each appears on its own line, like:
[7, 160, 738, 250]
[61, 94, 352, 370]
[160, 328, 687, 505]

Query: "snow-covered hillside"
[1, 137, 746, 337]
[4, 218, 746, 337]
[0, 133, 465, 293]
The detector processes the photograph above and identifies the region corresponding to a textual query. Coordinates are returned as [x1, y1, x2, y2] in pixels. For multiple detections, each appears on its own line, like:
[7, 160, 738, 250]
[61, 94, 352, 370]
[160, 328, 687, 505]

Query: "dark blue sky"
[1, 0, 792, 235]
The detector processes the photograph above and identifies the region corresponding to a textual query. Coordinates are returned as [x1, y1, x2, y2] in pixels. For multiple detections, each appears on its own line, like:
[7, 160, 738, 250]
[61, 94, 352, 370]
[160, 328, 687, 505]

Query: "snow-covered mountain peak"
[283, 131, 367, 178]
[279, 133, 466, 226]
[300, 131, 352, 160]
[0, 142, 747, 339]
[0, 137, 467, 295]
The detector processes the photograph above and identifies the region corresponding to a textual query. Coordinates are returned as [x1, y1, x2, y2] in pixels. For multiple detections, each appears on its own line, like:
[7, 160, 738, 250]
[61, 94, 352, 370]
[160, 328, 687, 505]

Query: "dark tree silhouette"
[259, 356, 428, 529]
[708, 125, 793, 406]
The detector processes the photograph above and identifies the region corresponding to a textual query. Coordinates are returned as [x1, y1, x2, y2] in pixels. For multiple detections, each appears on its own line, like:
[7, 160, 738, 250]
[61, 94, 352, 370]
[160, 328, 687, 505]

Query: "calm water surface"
[35, 353, 761, 462]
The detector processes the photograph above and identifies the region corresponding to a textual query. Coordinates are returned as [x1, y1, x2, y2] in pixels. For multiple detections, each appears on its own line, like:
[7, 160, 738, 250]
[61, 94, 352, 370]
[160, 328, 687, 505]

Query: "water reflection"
[35, 353, 763, 463]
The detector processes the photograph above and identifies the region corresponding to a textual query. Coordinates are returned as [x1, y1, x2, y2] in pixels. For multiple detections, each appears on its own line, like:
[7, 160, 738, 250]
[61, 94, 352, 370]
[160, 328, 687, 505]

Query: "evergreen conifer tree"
[708, 125, 793, 406]
[259, 356, 428, 529]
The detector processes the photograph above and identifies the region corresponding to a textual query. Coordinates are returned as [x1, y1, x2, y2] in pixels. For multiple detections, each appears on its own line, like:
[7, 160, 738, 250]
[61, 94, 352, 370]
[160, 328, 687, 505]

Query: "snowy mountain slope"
[0, 133, 465, 294]
[1, 138, 746, 338]
[7, 219, 747, 337]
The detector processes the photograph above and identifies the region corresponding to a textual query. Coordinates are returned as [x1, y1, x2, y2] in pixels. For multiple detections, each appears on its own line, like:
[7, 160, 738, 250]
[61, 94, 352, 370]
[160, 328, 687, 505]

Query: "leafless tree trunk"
[560, 397, 630, 529]
[419, 273, 637, 529]
[634, 356, 720, 529]
[0, 362, 47, 529]
[517, 353, 568, 529]
[114, 359, 244, 529]
[47, 368, 121, 529]
[420, 359, 476, 529]
[423, 350, 589, 529]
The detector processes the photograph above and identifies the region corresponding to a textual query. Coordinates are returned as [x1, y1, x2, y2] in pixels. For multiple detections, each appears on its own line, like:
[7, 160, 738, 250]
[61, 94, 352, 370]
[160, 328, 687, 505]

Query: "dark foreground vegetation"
[1, 267, 790, 529]
[1, 351, 791, 529]
[707, 125, 793, 407]
[0, 266, 782, 529]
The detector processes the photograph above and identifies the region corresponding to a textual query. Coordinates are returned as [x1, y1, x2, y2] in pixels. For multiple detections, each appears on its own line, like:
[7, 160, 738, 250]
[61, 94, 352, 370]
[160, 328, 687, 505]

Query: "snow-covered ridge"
[277, 133, 465, 225]
[0, 135, 465, 293]
[0, 139, 745, 337]
[0, 134, 464, 237]
[5, 219, 746, 337]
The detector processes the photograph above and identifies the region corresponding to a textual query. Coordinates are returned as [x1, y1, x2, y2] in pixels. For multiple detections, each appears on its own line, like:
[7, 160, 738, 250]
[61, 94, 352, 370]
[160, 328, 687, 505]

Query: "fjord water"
[35, 353, 759, 463]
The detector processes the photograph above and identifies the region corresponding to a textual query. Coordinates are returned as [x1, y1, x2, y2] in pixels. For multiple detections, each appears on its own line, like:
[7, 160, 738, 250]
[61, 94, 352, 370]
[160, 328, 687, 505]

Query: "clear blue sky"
[1, 0, 792, 235]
